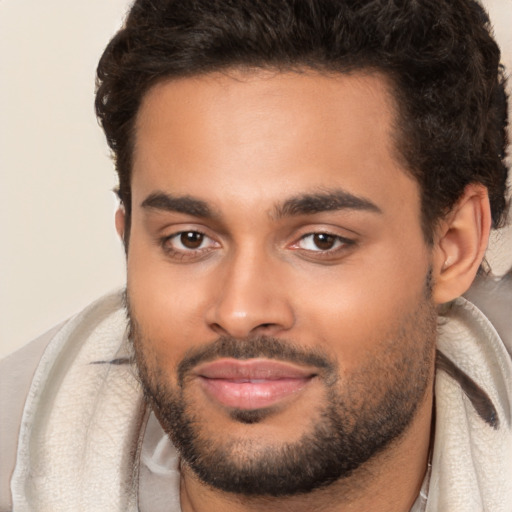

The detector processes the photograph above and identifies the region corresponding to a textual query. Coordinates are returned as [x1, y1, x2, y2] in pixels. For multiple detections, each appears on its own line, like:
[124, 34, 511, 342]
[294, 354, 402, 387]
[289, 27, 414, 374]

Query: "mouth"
[194, 358, 317, 410]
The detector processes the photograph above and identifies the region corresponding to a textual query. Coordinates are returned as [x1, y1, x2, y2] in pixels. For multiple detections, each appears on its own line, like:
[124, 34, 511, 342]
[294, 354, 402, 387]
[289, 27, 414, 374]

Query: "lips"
[194, 358, 316, 410]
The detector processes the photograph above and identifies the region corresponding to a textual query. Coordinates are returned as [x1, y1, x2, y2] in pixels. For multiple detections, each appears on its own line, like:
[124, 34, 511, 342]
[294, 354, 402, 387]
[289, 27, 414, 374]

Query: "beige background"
[1, 0, 511, 358]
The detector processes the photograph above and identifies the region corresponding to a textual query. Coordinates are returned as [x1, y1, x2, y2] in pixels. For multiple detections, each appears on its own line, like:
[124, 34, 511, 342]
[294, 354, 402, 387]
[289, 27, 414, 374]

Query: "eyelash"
[160, 230, 217, 260]
[292, 232, 355, 258]
[159, 230, 356, 261]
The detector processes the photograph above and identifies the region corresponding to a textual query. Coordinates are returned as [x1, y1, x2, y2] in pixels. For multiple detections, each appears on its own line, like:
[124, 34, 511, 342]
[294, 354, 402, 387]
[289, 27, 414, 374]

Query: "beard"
[128, 294, 436, 498]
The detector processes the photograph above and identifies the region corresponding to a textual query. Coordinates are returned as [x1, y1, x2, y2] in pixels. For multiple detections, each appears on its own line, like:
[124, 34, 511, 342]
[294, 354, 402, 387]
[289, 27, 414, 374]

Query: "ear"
[432, 184, 491, 304]
[115, 207, 126, 241]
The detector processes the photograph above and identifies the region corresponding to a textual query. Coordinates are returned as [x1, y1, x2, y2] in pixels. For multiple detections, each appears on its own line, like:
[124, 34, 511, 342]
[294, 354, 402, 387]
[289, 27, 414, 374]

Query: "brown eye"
[161, 230, 219, 260]
[312, 233, 336, 250]
[295, 232, 353, 254]
[180, 231, 204, 249]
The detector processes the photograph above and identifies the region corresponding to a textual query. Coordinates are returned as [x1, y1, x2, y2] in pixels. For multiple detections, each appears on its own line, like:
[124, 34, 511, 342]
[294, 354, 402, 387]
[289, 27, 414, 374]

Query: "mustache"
[177, 335, 337, 386]
[124, 293, 337, 386]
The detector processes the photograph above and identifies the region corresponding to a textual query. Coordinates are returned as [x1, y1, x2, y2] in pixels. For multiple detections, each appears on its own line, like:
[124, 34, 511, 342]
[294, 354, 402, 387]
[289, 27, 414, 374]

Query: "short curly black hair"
[95, 0, 509, 242]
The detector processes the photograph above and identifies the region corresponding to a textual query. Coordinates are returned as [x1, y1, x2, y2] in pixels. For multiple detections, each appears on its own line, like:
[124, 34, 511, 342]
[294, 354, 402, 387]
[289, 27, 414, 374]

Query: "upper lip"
[194, 358, 317, 380]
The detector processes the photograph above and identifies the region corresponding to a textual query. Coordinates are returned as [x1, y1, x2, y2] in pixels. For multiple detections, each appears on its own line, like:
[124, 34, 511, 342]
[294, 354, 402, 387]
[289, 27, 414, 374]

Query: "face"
[125, 70, 437, 496]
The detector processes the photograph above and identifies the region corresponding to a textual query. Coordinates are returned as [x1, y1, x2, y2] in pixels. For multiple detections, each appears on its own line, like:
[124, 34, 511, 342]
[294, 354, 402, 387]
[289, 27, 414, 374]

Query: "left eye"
[297, 233, 347, 251]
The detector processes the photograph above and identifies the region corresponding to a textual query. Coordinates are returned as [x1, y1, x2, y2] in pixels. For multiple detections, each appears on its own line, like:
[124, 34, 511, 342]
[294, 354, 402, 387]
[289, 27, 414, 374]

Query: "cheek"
[127, 242, 212, 368]
[290, 242, 431, 365]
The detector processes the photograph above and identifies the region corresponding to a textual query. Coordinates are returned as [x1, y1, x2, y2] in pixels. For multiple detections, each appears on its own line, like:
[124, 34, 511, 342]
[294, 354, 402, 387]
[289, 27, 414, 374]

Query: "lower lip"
[199, 377, 311, 410]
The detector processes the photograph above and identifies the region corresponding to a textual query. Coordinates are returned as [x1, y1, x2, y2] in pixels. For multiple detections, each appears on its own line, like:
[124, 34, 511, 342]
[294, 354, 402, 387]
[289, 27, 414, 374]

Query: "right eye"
[173, 231, 208, 249]
[161, 230, 220, 260]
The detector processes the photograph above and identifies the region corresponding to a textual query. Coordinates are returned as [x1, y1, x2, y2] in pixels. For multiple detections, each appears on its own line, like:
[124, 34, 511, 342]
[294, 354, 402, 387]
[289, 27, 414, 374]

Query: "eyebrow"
[141, 192, 214, 218]
[141, 188, 382, 221]
[273, 190, 382, 219]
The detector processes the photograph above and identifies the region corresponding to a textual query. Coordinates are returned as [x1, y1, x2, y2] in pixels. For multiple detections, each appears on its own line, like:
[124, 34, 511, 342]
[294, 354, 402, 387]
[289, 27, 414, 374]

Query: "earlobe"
[432, 184, 491, 304]
[115, 207, 126, 241]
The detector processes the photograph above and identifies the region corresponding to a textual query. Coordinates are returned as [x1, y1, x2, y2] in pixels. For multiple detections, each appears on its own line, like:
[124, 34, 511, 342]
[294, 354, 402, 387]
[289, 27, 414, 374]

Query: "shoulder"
[0, 326, 60, 510]
[464, 272, 512, 357]
[0, 290, 127, 511]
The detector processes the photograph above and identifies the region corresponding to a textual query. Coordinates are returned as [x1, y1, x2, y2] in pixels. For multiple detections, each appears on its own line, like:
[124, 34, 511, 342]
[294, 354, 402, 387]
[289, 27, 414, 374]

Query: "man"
[1, 0, 511, 510]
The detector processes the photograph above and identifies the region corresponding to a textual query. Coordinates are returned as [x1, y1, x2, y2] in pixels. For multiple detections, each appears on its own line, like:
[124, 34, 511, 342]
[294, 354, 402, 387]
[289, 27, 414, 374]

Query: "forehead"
[132, 70, 418, 221]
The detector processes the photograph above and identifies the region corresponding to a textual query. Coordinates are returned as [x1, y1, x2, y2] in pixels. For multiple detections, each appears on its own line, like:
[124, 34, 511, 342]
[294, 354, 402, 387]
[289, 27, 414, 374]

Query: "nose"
[205, 249, 295, 339]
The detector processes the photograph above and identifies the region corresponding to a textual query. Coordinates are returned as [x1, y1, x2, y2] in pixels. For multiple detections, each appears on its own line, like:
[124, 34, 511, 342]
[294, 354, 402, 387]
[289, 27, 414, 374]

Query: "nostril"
[206, 297, 295, 338]
[210, 323, 229, 336]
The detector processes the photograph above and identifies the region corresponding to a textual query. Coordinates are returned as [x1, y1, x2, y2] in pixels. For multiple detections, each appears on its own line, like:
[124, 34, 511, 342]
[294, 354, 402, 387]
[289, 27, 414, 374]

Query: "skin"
[117, 70, 491, 511]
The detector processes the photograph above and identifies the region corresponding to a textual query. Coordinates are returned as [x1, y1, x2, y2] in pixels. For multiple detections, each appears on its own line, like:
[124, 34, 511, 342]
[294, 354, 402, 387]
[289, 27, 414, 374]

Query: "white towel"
[11, 292, 147, 511]
[427, 298, 512, 511]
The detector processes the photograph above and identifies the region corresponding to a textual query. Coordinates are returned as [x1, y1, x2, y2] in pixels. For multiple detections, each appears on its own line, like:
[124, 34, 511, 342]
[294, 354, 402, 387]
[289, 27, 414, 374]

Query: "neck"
[179, 386, 434, 512]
